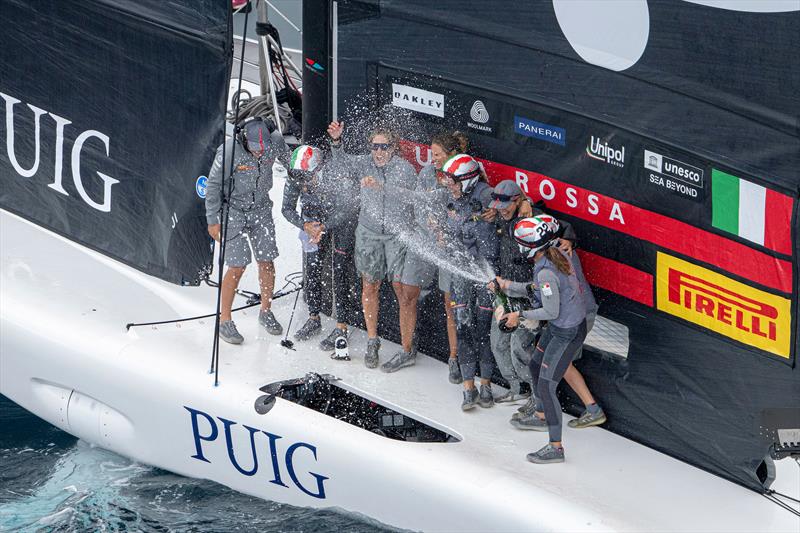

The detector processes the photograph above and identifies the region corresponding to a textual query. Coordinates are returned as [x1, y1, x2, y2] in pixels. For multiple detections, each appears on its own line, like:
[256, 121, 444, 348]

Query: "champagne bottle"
[494, 289, 519, 333]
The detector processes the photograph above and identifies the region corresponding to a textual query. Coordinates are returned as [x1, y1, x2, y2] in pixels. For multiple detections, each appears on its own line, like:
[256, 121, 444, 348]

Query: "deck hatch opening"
[256, 373, 460, 443]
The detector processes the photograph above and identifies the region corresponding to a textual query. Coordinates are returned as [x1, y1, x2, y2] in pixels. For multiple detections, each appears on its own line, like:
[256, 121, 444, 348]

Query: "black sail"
[0, 0, 231, 285]
[303, 0, 800, 491]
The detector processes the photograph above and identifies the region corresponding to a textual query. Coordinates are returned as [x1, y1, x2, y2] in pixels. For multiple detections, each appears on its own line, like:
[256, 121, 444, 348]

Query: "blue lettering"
[286, 442, 329, 499]
[219, 417, 260, 476]
[185, 406, 217, 463]
[263, 431, 289, 488]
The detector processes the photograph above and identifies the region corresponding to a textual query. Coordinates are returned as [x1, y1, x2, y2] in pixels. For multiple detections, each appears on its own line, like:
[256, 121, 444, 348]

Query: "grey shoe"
[365, 338, 380, 369]
[495, 390, 531, 404]
[511, 397, 536, 420]
[219, 320, 244, 345]
[320, 327, 348, 351]
[568, 407, 607, 429]
[294, 316, 322, 341]
[259, 310, 283, 336]
[478, 384, 494, 408]
[527, 443, 565, 464]
[461, 388, 479, 411]
[511, 414, 548, 431]
[448, 358, 463, 384]
[380, 350, 416, 373]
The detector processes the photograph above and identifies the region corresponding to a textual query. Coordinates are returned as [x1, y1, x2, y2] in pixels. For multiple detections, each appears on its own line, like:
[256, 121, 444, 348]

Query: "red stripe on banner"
[398, 141, 794, 294]
[577, 250, 654, 306]
[764, 188, 794, 256]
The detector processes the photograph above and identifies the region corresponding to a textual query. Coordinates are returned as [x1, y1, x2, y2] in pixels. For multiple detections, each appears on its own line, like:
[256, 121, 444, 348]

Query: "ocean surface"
[0, 395, 390, 532]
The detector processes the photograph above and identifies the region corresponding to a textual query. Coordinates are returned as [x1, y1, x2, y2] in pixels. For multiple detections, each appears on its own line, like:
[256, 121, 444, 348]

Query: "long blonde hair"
[544, 246, 573, 275]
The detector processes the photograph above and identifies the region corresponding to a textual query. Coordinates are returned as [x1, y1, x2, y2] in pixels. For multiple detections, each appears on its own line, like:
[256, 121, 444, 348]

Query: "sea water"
[0, 395, 392, 532]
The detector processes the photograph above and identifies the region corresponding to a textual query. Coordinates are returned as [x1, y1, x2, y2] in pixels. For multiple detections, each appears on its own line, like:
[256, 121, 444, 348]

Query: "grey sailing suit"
[205, 132, 289, 266]
[331, 145, 417, 283]
[491, 207, 578, 392]
[447, 181, 500, 381]
[400, 164, 444, 288]
[506, 250, 588, 443]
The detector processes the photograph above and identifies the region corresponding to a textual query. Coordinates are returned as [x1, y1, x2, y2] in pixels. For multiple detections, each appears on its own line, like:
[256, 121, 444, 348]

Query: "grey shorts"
[400, 250, 437, 288]
[355, 225, 406, 283]
[224, 206, 279, 267]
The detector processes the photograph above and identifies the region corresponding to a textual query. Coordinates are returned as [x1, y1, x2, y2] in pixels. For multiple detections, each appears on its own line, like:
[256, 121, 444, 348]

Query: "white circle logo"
[469, 100, 490, 124]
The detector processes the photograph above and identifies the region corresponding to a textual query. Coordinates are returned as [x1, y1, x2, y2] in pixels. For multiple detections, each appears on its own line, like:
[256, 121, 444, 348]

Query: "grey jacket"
[281, 164, 359, 231]
[445, 181, 500, 268]
[330, 144, 417, 235]
[205, 131, 289, 224]
[506, 250, 587, 329]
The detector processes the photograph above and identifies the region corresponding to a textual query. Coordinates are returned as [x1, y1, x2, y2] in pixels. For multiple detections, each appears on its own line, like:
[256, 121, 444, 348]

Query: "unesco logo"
[469, 100, 489, 124]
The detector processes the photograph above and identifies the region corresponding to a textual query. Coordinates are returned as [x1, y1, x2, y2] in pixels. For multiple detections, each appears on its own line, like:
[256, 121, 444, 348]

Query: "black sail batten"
[304, 0, 800, 492]
[0, 0, 232, 285]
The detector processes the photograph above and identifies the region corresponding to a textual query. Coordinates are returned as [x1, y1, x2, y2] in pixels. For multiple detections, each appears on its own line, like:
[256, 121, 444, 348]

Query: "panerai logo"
[586, 136, 625, 168]
[514, 116, 565, 146]
[185, 406, 330, 499]
[1, 91, 119, 212]
[391, 83, 444, 118]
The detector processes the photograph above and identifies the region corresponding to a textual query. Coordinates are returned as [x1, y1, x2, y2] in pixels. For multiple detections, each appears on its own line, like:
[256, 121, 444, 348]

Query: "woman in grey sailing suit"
[441, 154, 500, 410]
[205, 116, 290, 344]
[496, 215, 589, 464]
[326, 121, 417, 368]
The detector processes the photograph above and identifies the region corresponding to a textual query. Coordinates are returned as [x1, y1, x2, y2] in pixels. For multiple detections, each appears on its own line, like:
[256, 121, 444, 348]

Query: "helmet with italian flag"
[441, 153, 482, 191]
[512, 215, 560, 258]
[289, 144, 323, 172]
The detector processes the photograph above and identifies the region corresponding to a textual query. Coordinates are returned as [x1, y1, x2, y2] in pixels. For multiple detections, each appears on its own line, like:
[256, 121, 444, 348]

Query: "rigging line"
[762, 493, 800, 517]
[210, 4, 251, 386]
[766, 489, 800, 505]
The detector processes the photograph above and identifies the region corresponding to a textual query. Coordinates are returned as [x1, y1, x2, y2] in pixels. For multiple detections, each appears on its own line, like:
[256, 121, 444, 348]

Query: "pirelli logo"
[656, 252, 792, 358]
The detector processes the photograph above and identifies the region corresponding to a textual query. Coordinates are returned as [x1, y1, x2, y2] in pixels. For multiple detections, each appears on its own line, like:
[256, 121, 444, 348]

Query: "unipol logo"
[586, 136, 625, 167]
[1, 91, 119, 212]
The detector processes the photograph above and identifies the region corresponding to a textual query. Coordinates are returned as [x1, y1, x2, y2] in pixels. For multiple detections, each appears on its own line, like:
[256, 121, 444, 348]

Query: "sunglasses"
[492, 192, 519, 203]
[371, 143, 392, 151]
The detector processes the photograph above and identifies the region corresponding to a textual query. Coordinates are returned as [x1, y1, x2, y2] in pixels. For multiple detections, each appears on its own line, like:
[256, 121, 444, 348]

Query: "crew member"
[497, 215, 587, 463]
[205, 116, 289, 344]
[441, 154, 499, 410]
[326, 121, 417, 368]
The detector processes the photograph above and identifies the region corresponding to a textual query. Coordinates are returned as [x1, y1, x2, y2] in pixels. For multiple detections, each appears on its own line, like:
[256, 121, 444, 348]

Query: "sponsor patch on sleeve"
[541, 282, 553, 297]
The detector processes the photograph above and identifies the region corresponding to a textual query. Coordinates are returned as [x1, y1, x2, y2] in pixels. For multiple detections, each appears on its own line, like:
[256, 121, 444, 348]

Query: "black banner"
[324, 0, 800, 492]
[0, 0, 231, 285]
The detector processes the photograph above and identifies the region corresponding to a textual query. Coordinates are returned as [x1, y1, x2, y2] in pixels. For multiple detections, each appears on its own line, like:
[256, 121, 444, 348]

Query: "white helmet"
[289, 144, 323, 173]
[511, 215, 560, 259]
[441, 153, 482, 192]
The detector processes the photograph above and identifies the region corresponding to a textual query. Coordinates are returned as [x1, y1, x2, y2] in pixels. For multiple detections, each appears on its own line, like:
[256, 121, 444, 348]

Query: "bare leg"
[362, 276, 381, 338]
[336, 322, 348, 330]
[221, 266, 246, 322]
[396, 283, 420, 352]
[463, 378, 475, 391]
[443, 292, 458, 359]
[257, 261, 276, 311]
[564, 363, 596, 407]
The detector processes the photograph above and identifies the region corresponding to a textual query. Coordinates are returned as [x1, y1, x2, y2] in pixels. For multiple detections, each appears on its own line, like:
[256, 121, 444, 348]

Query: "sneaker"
[568, 407, 607, 429]
[259, 310, 283, 336]
[319, 327, 348, 351]
[448, 358, 463, 384]
[511, 397, 535, 420]
[511, 414, 548, 431]
[294, 316, 322, 341]
[365, 338, 380, 369]
[495, 390, 531, 404]
[219, 320, 244, 344]
[527, 444, 565, 464]
[478, 384, 494, 408]
[461, 388, 479, 411]
[380, 350, 416, 373]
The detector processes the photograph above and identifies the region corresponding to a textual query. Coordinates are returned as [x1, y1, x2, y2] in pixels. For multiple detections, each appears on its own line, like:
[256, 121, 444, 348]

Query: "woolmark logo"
[391, 83, 444, 117]
[586, 136, 625, 167]
[514, 116, 565, 146]
[469, 101, 489, 123]
[656, 252, 791, 358]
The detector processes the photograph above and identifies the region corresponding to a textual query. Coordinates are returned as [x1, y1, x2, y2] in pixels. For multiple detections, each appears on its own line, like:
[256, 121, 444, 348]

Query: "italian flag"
[711, 169, 794, 255]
